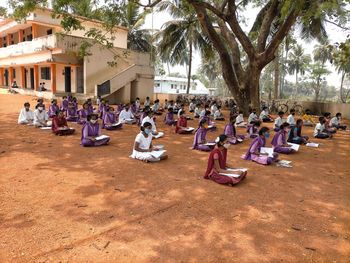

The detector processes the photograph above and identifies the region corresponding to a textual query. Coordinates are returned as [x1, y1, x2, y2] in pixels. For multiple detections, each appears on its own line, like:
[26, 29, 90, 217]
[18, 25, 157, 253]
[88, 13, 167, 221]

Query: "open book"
[306, 142, 319, 148]
[111, 122, 122, 127]
[95, 135, 110, 141]
[40, 126, 51, 130]
[287, 142, 300, 151]
[153, 132, 164, 139]
[150, 150, 166, 159]
[204, 142, 216, 146]
[183, 127, 195, 132]
[219, 168, 247, 178]
[208, 125, 215, 129]
[237, 138, 243, 143]
[260, 147, 274, 157]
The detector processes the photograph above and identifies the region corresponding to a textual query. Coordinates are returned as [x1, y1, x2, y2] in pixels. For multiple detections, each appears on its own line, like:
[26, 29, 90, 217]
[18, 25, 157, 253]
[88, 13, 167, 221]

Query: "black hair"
[217, 105, 221, 109]
[230, 115, 236, 123]
[254, 120, 261, 127]
[87, 114, 98, 121]
[109, 107, 114, 111]
[216, 134, 228, 147]
[205, 110, 211, 116]
[319, 116, 325, 123]
[168, 107, 173, 112]
[323, 112, 331, 118]
[336, 112, 341, 117]
[179, 110, 184, 116]
[305, 109, 310, 113]
[290, 109, 295, 113]
[239, 110, 243, 114]
[141, 121, 152, 131]
[199, 118, 207, 126]
[280, 122, 290, 129]
[262, 106, 267, 110]
[24, 102, 30, 107]
[278, 111, 284, 115]
[63, 96, 67, 99]
[296, 119, 303, 125]
[259, 127, 269, 135]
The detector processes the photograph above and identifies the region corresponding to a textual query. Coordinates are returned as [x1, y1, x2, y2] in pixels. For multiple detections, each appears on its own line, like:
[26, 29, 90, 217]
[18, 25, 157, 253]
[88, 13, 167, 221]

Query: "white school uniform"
[18, 108, 34, 124]
[33, 109, 49, 126]
[330, 117, 339, 127]
[142, 116, 157, 132]
[119, 109, 134, 123]
[194, 107, 201, 117]
[274, 116, 282, 128]
[130, 132, 158, 161]
[287, 114, 295, 126]
[248, 113, 258, 123]
[214, 110, 222, 119]
[259, 110, 268, 119]
[314, 123, 325, 137]
[144, 100, 150, 107]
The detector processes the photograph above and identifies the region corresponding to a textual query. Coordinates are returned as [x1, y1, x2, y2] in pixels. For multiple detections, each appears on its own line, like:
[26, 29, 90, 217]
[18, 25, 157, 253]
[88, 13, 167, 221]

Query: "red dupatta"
[204, 148, 227, 179]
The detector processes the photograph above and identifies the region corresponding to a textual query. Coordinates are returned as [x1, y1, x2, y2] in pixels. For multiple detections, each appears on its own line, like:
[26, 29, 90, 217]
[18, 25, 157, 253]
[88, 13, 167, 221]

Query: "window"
[41, 67, 51, 80]
[171, 84, 174, 89]
[47, 29, 53, 35]
[13, 68, 16, 78]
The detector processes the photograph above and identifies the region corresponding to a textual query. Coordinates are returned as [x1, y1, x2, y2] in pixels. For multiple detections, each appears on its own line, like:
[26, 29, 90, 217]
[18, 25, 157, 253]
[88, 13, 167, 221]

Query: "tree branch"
[187, 0, 226, 20]
[325, 19, 350, 31]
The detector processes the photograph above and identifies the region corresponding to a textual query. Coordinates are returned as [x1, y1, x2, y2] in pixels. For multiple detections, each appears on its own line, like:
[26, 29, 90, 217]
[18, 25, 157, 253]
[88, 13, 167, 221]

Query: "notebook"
[95, 135, 110, 140]
[287, 142, 300, 151]
[219, 172, 241, 178]
[40, 127, 51, 130]
[184, 127, 195, 132]
[204, 142, 216, 146]
[306, 142, 319, 148]
[260, 147, 274, 157]
[150, 150, 166, 159]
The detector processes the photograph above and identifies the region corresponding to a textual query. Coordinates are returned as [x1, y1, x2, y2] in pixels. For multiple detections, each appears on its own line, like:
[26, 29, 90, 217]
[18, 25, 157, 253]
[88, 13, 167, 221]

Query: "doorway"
[64, 66, 71, 93]
[30, 68, 34, 89]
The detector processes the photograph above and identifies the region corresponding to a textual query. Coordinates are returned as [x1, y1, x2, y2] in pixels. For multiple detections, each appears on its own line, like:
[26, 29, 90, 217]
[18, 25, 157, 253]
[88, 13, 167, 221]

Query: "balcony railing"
[0, 34, 84, 59]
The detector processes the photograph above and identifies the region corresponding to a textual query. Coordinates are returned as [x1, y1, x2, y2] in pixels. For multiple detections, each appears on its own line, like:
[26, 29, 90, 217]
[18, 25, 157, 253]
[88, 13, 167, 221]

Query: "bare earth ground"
[0, 93, 349, 263]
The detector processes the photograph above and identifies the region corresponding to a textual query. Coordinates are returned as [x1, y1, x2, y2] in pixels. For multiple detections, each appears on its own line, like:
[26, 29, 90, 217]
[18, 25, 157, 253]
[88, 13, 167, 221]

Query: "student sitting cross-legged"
[271, 122, 296, 154]
[119, 104, 136, 124]
[18, 102, 34, 125]
[314, 116, 332, 139]
[330, 112, 347, 130]
[176, 110, 193, 134]
[302, 109, 314, 127]
[204, 134, 247, 186]
[142, 109, 164, 138]
[34, 104, 51, 127]
[274, 111, 284, 132]
[287, 119, 309, 145]
[192, 119, 215, 152]
[48, 99, 60, 118]
[164, 108, 177, 126]
[247, 120, 261, 139]
[52, 109, 75, 136]
[242, 127, 278, 165]
[81, 113, 110, 147]
[224, 116, 245, 144]
[103, 107, 123, 130]
[130, 122, 168, 162]
[259, 106, 274, 122]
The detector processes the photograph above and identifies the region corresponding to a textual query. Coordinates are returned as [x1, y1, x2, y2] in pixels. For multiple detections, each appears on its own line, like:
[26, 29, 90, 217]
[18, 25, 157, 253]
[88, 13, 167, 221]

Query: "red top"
[52, 116, 68, 133]
[175, 116, 187, 133]
[204, 148, 227, 179]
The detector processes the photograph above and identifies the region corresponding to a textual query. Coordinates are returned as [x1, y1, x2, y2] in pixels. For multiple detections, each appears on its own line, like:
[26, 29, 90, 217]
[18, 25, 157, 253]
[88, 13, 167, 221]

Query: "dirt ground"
[0, 93, 349, 263]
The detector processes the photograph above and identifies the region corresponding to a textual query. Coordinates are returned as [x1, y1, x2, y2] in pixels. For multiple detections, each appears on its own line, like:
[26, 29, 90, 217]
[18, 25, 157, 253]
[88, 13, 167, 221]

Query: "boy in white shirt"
[18, 102, 34, 125]
[286, 109, 296, 127]
[34, 104, 51, 127]
[141, 110, 164, 138]
[213, 106, 225, 120]
[248, 109, 258, 124]
[119, 104, 136, 124]
[330, 112, 347, 130]
[259, 106, 273, 122]
[274, 111, 284, 131]
[314, 117, 331, 139]
[194, 104, 201, 118]
[235, 111, 247, 127]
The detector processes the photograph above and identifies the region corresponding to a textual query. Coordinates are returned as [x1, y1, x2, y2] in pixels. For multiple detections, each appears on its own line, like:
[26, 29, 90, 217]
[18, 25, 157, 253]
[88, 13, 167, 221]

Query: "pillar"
[20, 66, 25, 88]
[34, 65, 39, 90]
[9, 67, 13, 86]
[0, 68, 4, 86]
[50, 64, 56, 93]
[18, 30, 23, 43]
[6, 34, 11, 46]
[0, 38, 2, 47]
[32, 23, 38, 39]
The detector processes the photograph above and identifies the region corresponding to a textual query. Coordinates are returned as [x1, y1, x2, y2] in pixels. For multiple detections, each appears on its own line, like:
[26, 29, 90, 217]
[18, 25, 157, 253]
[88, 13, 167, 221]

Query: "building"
[0, 8, 154, 103]
[154, 76, 209, 95]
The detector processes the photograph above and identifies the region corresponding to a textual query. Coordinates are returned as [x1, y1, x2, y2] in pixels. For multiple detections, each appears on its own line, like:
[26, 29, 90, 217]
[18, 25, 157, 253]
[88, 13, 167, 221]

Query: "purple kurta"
[103, 112, 122, 130]
[164, 112, 176, 126]
[192, 127, 213, 151]
[247, 124, 258, 139]
[224, 124, 245, 144]
[271, 130, 294, 154]
[61, 100, 69, 111]
[48, 104, 59, 118]
[81, 122, 109, 146]
[243, 136, 278, 165]
[78, 109, 89, 124]
[66, 108, 78, 122]
[200, 116, 216, 132]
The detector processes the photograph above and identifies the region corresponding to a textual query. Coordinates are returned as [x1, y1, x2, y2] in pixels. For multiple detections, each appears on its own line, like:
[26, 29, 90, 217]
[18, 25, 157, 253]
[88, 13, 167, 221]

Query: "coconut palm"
[155, 0, 212, 94]
[288, 44, 311, 97]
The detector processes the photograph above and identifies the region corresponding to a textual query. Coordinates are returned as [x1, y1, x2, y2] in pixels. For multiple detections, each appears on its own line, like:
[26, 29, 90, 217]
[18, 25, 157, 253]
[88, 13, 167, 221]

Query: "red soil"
[0, 93, 349, 262]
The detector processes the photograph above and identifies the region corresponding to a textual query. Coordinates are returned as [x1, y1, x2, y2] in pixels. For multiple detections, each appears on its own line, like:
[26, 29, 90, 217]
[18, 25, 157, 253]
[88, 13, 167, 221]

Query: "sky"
[0, 0, 348, 88]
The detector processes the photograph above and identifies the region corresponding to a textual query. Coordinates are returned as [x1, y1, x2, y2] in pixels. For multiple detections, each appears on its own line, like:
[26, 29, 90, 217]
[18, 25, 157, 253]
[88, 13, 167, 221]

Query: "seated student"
[224, 116, 245, 144]
[200, 105, 209, 118]
[77, 102, 90, 124]
[330, 112, 347, 130]
[210, 102, 218, 116]
[213, 106, 225, 121]
[81, 114, 110, 147]
[194, 104, 201, 118]
[103, 107, 123, 130]
[36, 98, 46, 110]
[119, 104, 136, 124]
[139, 106, 149, 125]
[248, 109, 259, 124]
[168, 100, 175, 111]
[192, 119, 215, 151]
[189, 99, 196, 113]
[98, 99, 106, 118]
[52, 110, 75, 136]
[18, 102, 34, 125]
[11, 80, 18, 89]
[242, 127, 278, 165]
[164, 108, 177, 126]
[86, 98, 95, 115]
[286, 109, 296, 127]
[302, 109, 314, 127]
[274, 111, 284, 132]
[142, 110, 164, 138]
[314, 116, 332, 139]
[259, 106, 273, 122]
[163, 99, 169, 110]
[235, 111, 247, 127]
[201, 110, 216, 131]
[34, 104, 51, 127]
[287, 119, 309, 144]
[130, 101, 141, 123]
[66, 102, 79, 122]
[130, 122, 168, 162]
[247, 120, 261, 139]
[176, 110, 193, 134]
[48, 99, 60, 118]
[60, 96, 69, 111]
[144, 96, 151, 108]
[152, 99, 162, 115]
[204, 134, 247, 186]
[135, 97, 141, 111]
[323, 112, 337, 134]
[271, 122, 295, 154]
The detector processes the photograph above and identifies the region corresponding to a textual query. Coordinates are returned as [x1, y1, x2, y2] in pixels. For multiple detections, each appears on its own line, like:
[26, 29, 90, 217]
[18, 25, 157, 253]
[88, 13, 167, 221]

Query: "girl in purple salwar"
[193, 119, 214, 152]
[242, 127, 278, 165]
[271, 122, 295, 154]
[201, 110, 216, 132]
[247, 120, 261, 139]
[81, 114, 110, 147]
[48, 99, 59, 118]
[77, 103, 90, 124]
[103, 107, 123, 130]
[61, 96, 69, 111]
[224, 116, 245, 144]
[164, 108, 177, 126]
[66, 102, 79, 122]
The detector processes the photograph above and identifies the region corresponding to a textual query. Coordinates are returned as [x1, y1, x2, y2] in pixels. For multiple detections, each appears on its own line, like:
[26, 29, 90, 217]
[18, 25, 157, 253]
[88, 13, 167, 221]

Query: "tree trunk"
[295, 71, 298, 97]
[186, 38, 193, 94]
[315, 79, 320, 102]
[274, 50, 280, 99]
[340, 71, 345, 103]
[167, 62, 171, 75]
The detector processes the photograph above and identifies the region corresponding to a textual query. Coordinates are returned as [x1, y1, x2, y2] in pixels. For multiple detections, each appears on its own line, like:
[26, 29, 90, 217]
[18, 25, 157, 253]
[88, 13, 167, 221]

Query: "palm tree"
[313, 42, 333, 66]
[308, 62, 331, 101]
[155, 0, 212, 94]
[288, 44, 311, 97]
[332, 40, 350, 102]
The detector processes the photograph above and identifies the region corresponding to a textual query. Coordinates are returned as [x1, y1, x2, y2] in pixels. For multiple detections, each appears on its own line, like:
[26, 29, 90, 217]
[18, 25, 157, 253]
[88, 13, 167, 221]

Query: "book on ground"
[227, 168, 248, 172]
[219, 173, 241, 178]
[204, 142, 216, 146]
[95, 135, 110, 141]
[184, 127, 195, 132]
[306, 142, 319, 148]
[40, 126, 51, 130]
[150, 150, 166, 159]
[260, 147, 274, 157]
[287, 142, 300, 151]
